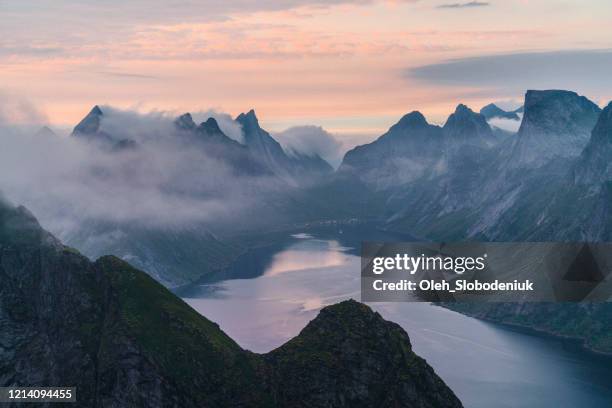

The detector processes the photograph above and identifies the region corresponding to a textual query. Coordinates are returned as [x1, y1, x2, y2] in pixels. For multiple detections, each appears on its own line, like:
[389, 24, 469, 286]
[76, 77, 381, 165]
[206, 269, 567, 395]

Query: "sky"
[1, 0, 612, 141]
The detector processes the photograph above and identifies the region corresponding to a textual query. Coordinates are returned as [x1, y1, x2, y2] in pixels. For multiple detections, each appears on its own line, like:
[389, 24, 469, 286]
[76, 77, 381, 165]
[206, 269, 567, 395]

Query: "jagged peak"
[391, 111, 429, 131]
[453, 103, 473, 115]
[236, 109, 260, 131]
[444, 103, 488, 128]
[174, 112, 196, 130]
[90, 105, 103, 116]
[481, 102, 500, 110]
[73, 105, 104, 135]
[198, 117, 223, 134]
[480, 103, 521, 121]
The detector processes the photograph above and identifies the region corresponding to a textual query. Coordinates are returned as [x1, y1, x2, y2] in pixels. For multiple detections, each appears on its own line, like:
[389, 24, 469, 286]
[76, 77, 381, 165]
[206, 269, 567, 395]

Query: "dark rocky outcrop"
[266, 300, 462, 408]
[0, 200, 462, 408]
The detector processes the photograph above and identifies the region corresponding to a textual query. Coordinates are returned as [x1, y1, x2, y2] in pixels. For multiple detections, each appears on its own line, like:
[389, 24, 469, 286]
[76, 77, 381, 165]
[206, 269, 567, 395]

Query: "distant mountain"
[316, 90, 612, 354]
[326, 89, 612, 243]
[339, 104, 497, 190]
[480, 103, 521, 121]
[443, 104, 496, 148]
[573, 101, 612, 186]
[339, 111, 445, 189]
[508, 90, 601, 168]
[71, 105, 136, 151]
[236, 109, 333, 182]
[0, 199, 462, 408]
[34, 125, 57, 138]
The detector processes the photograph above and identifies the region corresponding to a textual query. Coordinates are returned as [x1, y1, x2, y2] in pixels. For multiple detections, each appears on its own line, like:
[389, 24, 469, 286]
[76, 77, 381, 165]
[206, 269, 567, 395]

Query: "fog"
[274, 125, 343, 167]
[0, 104, 285, 238]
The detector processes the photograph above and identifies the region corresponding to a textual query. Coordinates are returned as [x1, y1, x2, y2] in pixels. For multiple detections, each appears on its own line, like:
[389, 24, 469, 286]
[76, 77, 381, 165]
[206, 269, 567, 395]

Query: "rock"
[0, 200, 463, 408]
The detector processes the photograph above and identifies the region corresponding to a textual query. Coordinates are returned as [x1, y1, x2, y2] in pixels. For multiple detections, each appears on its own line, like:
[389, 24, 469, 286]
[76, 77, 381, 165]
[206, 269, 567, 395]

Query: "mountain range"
[7, 88, 612, 354]
[35, 89, 612, 289]
[0, 198, 462, 407]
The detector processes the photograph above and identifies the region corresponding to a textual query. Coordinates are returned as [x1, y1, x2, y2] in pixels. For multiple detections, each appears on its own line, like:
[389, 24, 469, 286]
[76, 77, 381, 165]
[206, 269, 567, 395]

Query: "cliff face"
[266, 300, 462, 408]
[0, 200, 462, 408]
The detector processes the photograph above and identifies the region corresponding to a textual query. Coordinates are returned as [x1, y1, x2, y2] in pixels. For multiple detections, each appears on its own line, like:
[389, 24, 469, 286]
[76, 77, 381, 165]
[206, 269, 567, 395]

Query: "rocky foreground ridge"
[0, 199, 462, 408]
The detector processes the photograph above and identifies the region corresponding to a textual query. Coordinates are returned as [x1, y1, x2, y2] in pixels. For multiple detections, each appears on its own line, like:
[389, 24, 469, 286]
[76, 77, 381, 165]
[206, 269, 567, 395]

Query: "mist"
[0, 104, 284, 240]
[274, 125, 343, 167]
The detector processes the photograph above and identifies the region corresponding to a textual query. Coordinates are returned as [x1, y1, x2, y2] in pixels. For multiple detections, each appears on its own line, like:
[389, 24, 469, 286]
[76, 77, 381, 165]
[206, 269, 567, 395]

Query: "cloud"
[0, 103, 284, 236]
[97, 71, 160, 80]
[436, 1, 489, 8]
[487, 114, 522, 133]
[273, 125, 342, 167]
[0, 45, 64, 57]
[407, 49, 612, 100]
[0, 92, 48, 126]
[192, 110, 245, 144]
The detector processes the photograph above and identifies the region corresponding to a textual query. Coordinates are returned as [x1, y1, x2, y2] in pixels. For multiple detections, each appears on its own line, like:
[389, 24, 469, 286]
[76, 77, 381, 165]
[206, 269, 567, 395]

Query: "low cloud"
[487, 114, 522, 133]
[274, 125, 342, 167]
[0, 103, 282, 237]
[436, 1, 489, 9]
[193, 109, 245, 144]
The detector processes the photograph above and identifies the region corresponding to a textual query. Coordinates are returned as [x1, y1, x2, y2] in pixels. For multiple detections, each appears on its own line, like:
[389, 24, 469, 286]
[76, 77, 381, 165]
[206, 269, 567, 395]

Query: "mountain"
[480, 103, 520, 121]
[325, 90, 612, 243]
[443, 104, 496, 148]
[0, 198, 462, 407]
[339, 111, 445, 189]
[73, 105, 104, 136]
[573, 101, 612, 186]
[236, 109, 333, 182]
[58, 107, 338, 286]
[174, 113, 271, 177]
[508, 90, 601, 168]
[34, 125, 57, 138]
[332, 92, 612, 353]
[337, 104, 499, 197]
[71, 105, 137, 151]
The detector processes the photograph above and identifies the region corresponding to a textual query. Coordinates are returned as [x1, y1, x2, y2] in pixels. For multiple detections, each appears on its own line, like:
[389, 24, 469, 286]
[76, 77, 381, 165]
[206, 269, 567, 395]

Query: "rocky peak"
[73, 105, 104, 136]
[391, 110, 429, 131]
[573, 101, 612, 185]
[480, 103, 520, 121]
[509, 90, 601, 168]
[443, 104, 493, 144]
[520, 90, 601, 135]
[174, 113, 196, 131]
[236, 109, 260, 133]
[199, 117, 223, 135]
[267, 299, 463, 407]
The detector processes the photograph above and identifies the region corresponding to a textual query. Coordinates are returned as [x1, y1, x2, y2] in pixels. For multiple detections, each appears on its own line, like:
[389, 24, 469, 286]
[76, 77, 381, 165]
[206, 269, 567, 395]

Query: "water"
[180, 233, 612, 408]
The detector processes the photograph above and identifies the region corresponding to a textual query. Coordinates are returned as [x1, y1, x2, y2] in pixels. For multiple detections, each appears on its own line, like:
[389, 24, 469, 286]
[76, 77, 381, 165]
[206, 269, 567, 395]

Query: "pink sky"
[1, 0, 612, 139]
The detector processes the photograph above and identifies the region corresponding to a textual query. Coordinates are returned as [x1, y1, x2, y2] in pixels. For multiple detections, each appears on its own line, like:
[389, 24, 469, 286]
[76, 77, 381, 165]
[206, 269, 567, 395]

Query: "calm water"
[181, 233, 612, 408]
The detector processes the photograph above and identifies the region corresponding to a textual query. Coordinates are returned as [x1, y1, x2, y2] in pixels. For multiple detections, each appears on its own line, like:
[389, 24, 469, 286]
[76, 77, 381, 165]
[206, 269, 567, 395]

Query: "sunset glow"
[2, 0, 612, 138]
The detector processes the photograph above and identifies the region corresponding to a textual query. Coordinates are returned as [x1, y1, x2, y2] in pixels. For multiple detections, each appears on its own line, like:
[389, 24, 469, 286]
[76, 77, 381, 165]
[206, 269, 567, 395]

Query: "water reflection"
[182, 233, 612, 408]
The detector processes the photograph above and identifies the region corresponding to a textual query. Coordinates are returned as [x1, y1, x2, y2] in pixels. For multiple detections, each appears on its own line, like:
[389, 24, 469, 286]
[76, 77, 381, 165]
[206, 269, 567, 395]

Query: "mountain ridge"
[0, 198, 462, 407]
